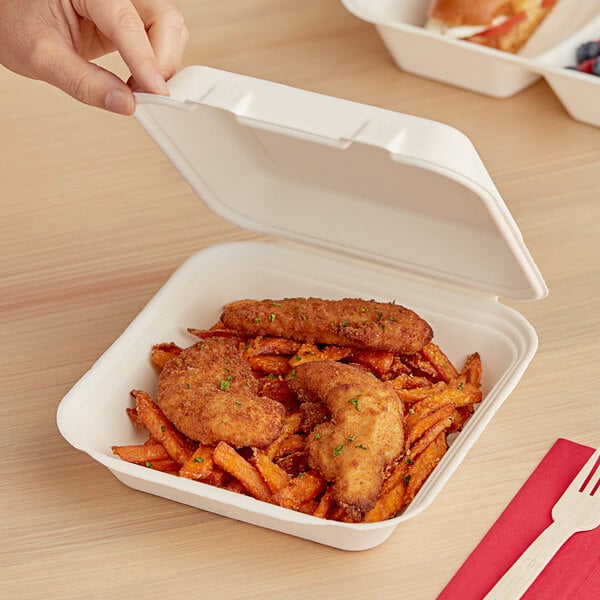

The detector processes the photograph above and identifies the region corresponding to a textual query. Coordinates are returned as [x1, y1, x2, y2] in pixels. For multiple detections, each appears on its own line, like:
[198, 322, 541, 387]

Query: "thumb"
[41, 42, 136, 115]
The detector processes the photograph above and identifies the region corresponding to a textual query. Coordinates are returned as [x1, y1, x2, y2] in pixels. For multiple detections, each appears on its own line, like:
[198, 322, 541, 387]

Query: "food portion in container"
[112, 297, 483, 524]
[568, 39, 600, 74]
[424, 0, 558, 53]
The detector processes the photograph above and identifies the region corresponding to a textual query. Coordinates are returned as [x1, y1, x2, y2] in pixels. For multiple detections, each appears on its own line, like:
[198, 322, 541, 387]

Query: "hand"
[0, 0, 188, 115]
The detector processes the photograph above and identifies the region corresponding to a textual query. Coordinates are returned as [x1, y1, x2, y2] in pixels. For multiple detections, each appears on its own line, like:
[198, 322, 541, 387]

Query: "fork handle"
[483, 521, 573, 599]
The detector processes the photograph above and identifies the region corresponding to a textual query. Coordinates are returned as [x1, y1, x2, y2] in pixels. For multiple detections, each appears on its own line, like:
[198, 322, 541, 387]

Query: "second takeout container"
[341, 0, 600, 127]
[56, 66, 547, 551]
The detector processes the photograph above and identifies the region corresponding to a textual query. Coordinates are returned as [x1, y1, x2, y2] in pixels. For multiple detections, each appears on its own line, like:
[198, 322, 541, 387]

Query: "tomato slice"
[478, 12, 527, 38]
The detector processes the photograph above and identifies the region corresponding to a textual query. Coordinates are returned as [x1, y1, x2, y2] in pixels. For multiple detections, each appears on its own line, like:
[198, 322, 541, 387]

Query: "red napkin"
[437, 438, 599, 599]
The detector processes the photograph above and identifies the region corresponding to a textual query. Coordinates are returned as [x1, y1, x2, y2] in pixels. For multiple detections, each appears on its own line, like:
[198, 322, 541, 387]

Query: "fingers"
[73, 0, 187, 95]
[136, 0, 189, 81]
[43, 41, 137, 114]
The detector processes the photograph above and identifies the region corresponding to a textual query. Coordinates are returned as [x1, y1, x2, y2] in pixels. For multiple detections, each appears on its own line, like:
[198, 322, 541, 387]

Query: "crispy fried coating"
[289, 361, 405, 520]
[220, 297, 433, 355]
[157, 337, 285, 448]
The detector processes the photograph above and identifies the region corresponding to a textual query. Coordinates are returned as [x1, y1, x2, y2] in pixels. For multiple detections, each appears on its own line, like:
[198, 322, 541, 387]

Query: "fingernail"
[105, 89, 134, 115]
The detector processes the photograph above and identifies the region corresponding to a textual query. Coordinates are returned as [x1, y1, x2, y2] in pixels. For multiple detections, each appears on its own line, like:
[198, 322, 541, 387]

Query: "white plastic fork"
[484, 446, 600, 600]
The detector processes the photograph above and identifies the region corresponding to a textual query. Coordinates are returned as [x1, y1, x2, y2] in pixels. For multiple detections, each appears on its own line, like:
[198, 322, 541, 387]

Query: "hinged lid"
[134, 66, 547, 301]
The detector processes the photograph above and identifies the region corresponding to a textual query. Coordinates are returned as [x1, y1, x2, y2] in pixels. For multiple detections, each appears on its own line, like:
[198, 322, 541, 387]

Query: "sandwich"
[425, 0, 558, 53]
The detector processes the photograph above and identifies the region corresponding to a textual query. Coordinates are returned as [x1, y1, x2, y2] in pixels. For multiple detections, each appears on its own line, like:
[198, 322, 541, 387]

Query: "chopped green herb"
[356, 444, 367, 450]
[193, 456, 205, 463]
[409, 408, 415, 414]
[220, 380, 231, 391]
[160, 425, 165, 432]
[347, 435, 355, 442]
[348, 397, 360, 411]
[342, 320, 348, 328]
[235, 401, 243, 406]
[254, 317, 261, 324]
[403, 474, 411, 485]
[457, 382, 465, 390]
[145, 461, 153, 468]
[333, 444, 344, 456]
[268, 313, 276, 322]
[405, 458, 414, 465]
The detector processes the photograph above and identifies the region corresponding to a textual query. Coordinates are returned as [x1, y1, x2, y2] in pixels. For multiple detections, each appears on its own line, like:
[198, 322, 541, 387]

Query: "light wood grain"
[1, 1, 599, 598]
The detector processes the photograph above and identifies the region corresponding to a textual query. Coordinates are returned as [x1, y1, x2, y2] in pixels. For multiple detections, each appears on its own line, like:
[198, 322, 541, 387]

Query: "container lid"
[134, 66, 547, 301]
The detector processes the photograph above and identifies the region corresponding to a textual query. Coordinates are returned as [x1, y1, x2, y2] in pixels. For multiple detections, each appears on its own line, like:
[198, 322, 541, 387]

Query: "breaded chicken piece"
[157, 337, 285, 448]
[289, 361, 405, 520]
[221, 297, 432, 355]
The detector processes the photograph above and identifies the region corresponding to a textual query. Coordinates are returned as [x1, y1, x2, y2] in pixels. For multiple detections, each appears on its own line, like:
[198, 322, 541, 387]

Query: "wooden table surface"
[2, 1, 599, 598]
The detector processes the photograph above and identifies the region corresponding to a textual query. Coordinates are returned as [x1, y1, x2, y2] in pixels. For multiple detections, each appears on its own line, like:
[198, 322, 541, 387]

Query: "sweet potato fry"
[397, 381, 481, 407]
[273, 470, 327, 511]
[351, 350, 395, 377]
[289, 343, 352, 367]
[212, 441, 272, 503]
[244, 336, 301, 357]
[364, 479, 406, 522]
[405, 432, 447, 504]
[151, 342, 182, 368]
[424, 383, 482, 408]
[312, 487, 335, 519]
[393, 381, 446, 402]
[257, 377, 298, 411]
[179, 445, 215, 481]
[458, 352, 483, 387]
[252, 449, 290, 494]
[187, 327, 239, 339]
[132, 389, 193, 466]
[364, 455, 411, 522]
[399, 353, 440, 380]
[265, 412, 303, 460]
[420, 343, 459, 383]
[448, 405, 475, 432]
[112, 439, 170, 464]
[407, 414, 454, 461]
[246, 355, 290, 375]
[143, 458, 180, 473]
[404, 402, 456, 453]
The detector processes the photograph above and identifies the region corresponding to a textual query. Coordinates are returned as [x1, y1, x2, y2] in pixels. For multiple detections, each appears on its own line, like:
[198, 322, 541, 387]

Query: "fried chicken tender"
[157, 337, 285, 448]
[289, 361, 405, 520]
[220, 297, 433, 355]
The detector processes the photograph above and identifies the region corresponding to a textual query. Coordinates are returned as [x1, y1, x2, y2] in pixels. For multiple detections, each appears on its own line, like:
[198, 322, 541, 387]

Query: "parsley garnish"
[333, 444, 344, 456]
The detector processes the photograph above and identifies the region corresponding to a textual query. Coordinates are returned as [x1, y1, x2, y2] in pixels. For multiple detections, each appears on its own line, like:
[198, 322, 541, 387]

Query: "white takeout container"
[341, 0, 600, 127]
[56, 67, 547, 551]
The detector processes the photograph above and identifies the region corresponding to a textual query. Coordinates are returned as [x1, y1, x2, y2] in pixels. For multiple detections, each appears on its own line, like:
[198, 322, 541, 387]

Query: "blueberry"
[576, 41, 600, 64]
[593, 56, 600, 76]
